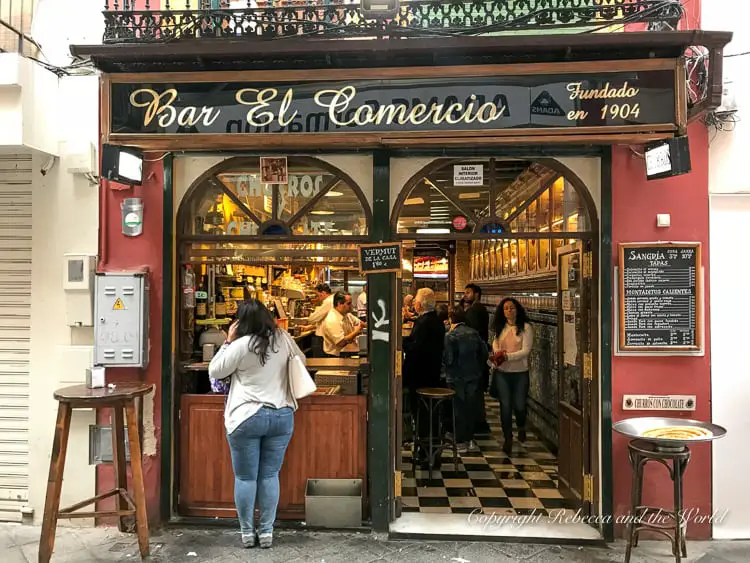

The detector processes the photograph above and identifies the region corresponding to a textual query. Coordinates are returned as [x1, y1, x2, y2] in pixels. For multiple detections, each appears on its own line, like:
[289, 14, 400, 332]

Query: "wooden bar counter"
[178, 392, 367, 519]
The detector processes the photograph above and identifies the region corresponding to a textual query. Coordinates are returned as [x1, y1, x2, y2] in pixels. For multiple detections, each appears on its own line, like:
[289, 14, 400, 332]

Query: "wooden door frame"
[556, 242, 594, 516]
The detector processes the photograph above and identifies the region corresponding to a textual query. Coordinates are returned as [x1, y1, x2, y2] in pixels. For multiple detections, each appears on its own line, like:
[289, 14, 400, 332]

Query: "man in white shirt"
[322, 292, 364, 357]
[304, 284, 333, 357]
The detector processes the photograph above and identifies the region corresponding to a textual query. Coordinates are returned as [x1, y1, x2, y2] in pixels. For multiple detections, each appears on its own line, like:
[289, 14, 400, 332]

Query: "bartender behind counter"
[322, 292, 365, 357]
[302, 284, 333, 357]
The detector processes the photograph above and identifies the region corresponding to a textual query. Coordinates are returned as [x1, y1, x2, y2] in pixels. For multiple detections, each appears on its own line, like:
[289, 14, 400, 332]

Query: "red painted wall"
[610, 121, 711, 539]
[95, 159, 166, 524]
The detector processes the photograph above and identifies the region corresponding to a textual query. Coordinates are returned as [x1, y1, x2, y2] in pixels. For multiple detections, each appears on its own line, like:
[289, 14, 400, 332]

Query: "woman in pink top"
[489, 298, 534, 455]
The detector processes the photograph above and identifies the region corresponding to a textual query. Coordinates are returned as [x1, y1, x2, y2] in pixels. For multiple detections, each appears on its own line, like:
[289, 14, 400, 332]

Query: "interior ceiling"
[398, 159, 554, 232]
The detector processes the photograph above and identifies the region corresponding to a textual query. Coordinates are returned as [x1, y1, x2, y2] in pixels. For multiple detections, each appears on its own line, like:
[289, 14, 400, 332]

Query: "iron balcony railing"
[102, 0, 684, 44]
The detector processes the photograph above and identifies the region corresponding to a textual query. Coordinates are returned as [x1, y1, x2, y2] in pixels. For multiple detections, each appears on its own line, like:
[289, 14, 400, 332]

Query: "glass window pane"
[539, 239, 550, 269]
[217, 171, 272, 224]
[510, 240, 518, 275]
[290, 184, 368, 237]
[495, 240, 504, 277]
[189, 180, 260, 236]
[518, 239, 527, 273]
[397, 178, 476, 235]
[429, 160, 492, 222]
[277, 166, 339, 223]
[528, 238, 537, 271]
[551, 177, 565, 232]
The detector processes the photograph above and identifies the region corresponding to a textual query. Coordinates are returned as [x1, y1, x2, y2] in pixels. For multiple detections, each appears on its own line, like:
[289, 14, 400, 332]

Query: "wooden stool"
[624, 439, 691, 563]
[413, 387, 458, 481]
[38, 383, 154, 563]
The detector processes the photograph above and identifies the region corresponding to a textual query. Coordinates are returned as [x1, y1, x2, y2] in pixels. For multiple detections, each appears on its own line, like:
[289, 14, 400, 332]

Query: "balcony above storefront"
[100, 0, 683, 44]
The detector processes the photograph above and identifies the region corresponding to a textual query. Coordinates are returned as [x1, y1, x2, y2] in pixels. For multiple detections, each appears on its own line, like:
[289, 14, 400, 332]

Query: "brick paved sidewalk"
[3, 523, 748, 562]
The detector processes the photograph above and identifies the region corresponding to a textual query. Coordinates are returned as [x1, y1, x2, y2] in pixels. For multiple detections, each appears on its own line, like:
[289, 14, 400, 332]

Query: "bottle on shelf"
[183, 265, 196, 309]
[215, 282, 227, 319]
[196, 275, 208, 320]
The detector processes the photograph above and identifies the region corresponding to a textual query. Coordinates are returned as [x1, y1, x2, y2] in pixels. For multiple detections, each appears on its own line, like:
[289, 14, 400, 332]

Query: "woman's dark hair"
[448, 305, 467, 325]
[436, 304, 449, 323]
[233, 299, 279, 365]
[492, 297, 528, 336]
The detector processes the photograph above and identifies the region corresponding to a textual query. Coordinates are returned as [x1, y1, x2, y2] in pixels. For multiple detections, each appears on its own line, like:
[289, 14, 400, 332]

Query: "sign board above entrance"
[107, 64, 679, 139]
[358, 242, 402, 274]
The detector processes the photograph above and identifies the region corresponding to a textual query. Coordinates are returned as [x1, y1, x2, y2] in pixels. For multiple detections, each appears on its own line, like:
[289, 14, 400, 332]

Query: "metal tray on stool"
[614, 417, 727, 452]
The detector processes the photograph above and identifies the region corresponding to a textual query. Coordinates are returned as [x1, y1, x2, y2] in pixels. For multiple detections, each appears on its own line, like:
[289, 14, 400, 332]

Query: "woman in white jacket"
[208, 299, 303, 549]
[490, 297, 534, 455]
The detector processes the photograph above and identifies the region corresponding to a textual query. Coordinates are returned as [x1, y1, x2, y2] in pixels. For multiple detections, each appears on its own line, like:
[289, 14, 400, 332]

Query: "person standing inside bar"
[490, 297, 534, 455]
[443, 305, 488, 453]
[403, 288, 445, 468]
[356, 287, 367, 323]
[208, 299, 301, 549]
[463, 283, 491, 435]
[321, 292, 363, 357]
[402, 294, 417, 322]
[303, 283, 333, 357]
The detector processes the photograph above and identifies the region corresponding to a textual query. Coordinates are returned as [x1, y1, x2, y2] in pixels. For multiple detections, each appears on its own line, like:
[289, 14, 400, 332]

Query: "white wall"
[24, 0, 102, 525]
[709, 195, 750, 539]
[704, 0, 750, 540]
[704, 1, 749, 195]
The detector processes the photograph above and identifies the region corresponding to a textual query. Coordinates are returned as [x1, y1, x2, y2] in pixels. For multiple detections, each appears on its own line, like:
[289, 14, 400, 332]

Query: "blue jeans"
[226, 406, 294, 536]
[494, 370, 529, 441]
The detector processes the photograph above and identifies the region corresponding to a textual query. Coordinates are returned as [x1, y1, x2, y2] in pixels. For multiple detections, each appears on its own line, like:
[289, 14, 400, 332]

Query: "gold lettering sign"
[111, 71, 677, 135]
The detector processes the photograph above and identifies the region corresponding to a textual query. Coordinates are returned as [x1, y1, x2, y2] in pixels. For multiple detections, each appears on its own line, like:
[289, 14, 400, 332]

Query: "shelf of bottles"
[469, 177, 585, 283]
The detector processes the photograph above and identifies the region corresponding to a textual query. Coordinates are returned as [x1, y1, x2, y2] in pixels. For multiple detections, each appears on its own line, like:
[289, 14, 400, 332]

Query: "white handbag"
[282, 331, 316, 399]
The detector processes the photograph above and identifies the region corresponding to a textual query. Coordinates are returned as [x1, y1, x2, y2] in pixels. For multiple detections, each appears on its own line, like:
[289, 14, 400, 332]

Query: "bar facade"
[76, 28, 732, 540]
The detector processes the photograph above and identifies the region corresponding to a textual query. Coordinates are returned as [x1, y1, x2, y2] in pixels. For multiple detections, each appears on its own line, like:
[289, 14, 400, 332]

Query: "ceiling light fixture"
[405, 197, 425, 205]
[311, 210, 335, 215]
[325, 191, 344, 197]
[416, 228, 451, 234]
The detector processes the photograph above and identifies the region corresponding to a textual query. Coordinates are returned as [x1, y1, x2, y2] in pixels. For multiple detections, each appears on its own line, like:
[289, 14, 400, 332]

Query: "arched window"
[393, 158, 592, 238]
[179, 156, 371, 240]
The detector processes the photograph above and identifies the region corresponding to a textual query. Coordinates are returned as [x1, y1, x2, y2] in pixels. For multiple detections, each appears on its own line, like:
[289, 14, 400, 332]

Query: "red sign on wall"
[452, 216, 468, 230]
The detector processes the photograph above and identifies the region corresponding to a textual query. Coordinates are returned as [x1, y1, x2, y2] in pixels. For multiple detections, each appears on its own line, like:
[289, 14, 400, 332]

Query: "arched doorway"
[391, 157, 601, 540]
[173, 155, 372, 519]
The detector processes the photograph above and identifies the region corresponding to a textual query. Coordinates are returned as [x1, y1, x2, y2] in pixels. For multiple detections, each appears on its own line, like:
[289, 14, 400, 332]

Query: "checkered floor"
[400, 396, 580, 516]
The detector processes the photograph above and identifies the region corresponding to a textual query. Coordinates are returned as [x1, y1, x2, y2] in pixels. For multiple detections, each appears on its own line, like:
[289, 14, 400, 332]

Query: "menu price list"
[621, 244, 699, 349]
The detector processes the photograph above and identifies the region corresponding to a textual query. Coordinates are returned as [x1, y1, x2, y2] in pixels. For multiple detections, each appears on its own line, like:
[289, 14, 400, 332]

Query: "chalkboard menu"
[619, 242, 702, 352]
[358, 242, 402, 274]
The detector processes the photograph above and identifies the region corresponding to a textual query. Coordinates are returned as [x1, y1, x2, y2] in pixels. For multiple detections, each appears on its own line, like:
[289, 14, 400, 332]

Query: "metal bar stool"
[38, 383, 154, 563]
[413, 387, 459, 480]
[624, 439, 691, 563]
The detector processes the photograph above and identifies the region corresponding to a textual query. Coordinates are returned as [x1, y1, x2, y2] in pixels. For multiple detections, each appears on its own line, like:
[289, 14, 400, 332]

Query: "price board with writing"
[358, 242, 402, 275]
[618, 242, 702, 352]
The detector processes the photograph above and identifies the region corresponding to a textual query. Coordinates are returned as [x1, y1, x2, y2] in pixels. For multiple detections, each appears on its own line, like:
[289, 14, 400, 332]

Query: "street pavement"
[3, 523, 749, 562]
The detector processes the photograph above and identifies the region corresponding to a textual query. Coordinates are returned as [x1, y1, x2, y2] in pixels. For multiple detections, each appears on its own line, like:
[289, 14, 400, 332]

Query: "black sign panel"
[359, 243, 402, 274]
[619, 243, 702, 351]
[109, 69, 676, 136]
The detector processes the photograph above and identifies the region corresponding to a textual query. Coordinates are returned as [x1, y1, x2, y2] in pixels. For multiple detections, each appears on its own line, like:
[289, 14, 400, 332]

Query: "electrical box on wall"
[94, 272, 149, 368]
[63, 254, 96, 326]
[62, 140, 98, 175]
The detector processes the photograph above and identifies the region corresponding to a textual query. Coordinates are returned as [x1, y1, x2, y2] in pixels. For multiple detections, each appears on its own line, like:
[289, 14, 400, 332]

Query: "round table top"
[54, 383, 154, 403]
[417, 387, 455, 398]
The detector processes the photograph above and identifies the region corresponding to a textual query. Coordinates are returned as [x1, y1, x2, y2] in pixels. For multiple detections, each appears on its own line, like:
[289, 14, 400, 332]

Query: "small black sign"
[359, 243, 402, 274]
[530, 90, 565, 117]
[619, 243, 702, 351]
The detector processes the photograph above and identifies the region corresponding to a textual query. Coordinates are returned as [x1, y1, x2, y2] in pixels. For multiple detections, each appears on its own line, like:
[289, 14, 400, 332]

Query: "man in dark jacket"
[403, 288, 445, 467]
[443, 306, 489, 452]
[464, 283, 491, 435]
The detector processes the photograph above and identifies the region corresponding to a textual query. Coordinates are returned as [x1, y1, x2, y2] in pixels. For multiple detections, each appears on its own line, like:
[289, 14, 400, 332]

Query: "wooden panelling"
[179, 395, 235, 516]
[178, 394, 367, 519]
[558, 401, 583, 503]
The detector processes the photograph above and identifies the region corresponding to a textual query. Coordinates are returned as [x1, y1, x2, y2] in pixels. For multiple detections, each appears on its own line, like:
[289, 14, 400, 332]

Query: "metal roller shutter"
[0, 154, 32, 522]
